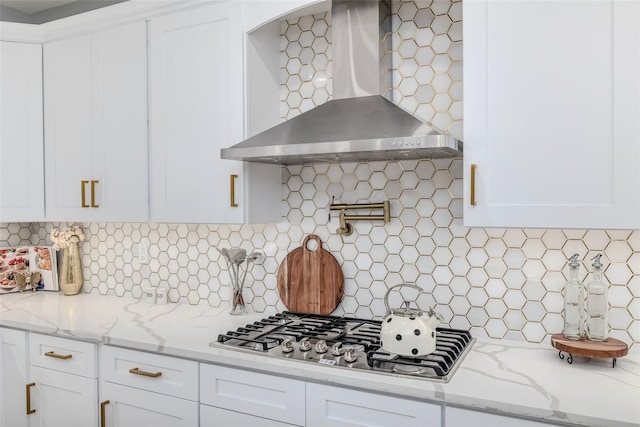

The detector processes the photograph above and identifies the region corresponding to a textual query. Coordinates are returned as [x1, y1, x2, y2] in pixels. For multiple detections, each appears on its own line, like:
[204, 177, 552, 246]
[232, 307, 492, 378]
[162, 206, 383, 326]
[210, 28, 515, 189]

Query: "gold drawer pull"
[129, 367, 162, 378]
[230, 174, 238, 207]
[26, 382, 36, 415]
[45, 351, 73, 360]
[100, 400, 110, 427]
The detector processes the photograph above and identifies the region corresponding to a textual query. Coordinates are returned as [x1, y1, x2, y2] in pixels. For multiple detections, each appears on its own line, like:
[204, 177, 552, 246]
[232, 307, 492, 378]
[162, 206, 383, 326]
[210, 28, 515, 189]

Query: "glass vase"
[59, 242, 83, 296]
[229, 283, 246, 315]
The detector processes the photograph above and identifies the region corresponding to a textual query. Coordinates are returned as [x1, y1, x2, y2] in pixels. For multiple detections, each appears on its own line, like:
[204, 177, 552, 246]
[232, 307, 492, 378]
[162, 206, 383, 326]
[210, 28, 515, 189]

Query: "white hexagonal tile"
[504, 310, 526, 330]
[522, 322, 546, 343]
[605, 264, 634, 286]
[485, 319, 508, 339]
[466, 268, 488, 287]
[561, 240, 588, 261]
[466, 228, 489, 248]
[542, 229, 566, 250]
[432, 265, 453, 285]
[504, 289, 526, 310]
[608, 307, 633, 329]
[542, 292, 564, 314]
[483, 239, 507, 258]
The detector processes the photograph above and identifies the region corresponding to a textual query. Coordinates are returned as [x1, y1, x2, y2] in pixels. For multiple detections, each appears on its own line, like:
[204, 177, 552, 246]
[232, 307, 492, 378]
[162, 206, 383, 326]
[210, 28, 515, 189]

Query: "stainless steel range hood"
[221, 0, 462, 165]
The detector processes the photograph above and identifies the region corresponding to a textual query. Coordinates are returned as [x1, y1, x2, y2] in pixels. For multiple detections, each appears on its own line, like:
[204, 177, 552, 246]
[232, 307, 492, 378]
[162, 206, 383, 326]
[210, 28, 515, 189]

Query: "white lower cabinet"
[99, 382, 198, 427]
[445, 407, 556, 427]
[29, 366, 98, 427]
[2, 329, 567, 427]
[99, 346, 199, 427]
[0, 328, 29, 427]
[306, 383, 442, 427]
[28, 333, 98, 427]
[199, 363, 305, 426]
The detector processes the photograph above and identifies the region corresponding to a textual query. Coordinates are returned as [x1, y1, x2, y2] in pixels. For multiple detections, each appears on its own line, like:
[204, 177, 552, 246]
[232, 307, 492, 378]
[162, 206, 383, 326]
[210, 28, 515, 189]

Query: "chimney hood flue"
[221, 0, 462, 165]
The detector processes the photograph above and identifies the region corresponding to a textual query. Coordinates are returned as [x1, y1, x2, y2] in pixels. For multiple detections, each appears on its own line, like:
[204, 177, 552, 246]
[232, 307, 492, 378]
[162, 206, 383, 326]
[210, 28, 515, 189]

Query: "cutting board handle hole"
[305, 238, 319, 252]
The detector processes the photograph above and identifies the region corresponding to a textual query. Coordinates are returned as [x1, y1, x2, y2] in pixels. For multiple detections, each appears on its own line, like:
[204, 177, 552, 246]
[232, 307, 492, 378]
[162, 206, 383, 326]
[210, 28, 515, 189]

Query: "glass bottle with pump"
[586, 254, 608, 341]
[563, 253, 584, 340]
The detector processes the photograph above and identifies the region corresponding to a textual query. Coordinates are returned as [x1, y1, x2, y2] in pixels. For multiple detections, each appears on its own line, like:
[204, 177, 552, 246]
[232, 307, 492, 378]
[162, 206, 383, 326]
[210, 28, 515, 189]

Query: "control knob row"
[280, 339, 358, 362]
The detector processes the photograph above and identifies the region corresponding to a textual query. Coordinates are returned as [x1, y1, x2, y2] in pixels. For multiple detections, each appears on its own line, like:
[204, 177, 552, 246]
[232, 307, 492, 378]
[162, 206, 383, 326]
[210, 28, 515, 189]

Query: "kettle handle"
[384, 284, 423, 316]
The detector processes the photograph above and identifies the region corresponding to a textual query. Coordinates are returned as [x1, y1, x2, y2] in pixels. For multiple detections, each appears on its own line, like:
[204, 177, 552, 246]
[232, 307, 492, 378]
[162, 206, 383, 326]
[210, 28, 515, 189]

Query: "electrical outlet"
[138, 242, 149, 264]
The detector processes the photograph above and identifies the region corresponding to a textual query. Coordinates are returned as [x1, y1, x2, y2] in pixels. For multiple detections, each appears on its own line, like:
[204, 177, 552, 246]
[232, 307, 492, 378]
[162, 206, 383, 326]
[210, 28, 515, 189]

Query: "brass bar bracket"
[100, 400, 110, 427]
[81, 180, 89, 208]
[470, 164, 477, 206]
[329, 200, 390, 236]
[230, 174, 238, 207]
[90, 180, 99, 208]
[26, 382, 36, 415]
[129, 367, 162, 378]
[45, 351, 73, 360]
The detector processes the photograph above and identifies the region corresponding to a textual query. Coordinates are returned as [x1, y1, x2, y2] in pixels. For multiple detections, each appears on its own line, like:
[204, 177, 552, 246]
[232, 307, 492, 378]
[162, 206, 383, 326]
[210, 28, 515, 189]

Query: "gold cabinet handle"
[81, 180, 90, 208]
[45, 351, 73, 360]
[470, 163, 477, 206]
[90, 180, 99, 208]
[26, 382, 36, 415]
[100, 400, 110, 427]
[230, 174, 238, 207]
[129, 367, 162, 378]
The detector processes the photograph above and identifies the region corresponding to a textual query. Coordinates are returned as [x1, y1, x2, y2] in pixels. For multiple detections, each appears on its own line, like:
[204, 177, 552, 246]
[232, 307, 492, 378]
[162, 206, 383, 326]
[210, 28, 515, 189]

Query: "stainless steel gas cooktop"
[211, 311, 474, 382]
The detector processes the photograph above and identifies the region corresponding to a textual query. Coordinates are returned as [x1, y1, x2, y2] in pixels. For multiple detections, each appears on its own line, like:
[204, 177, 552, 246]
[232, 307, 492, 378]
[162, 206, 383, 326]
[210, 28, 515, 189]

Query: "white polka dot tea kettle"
[381, 284, 444, 357]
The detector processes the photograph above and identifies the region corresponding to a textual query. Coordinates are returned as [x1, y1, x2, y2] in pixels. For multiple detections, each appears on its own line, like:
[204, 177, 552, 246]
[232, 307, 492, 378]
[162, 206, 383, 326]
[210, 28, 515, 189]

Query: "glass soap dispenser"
[563, 253, 584, 340]
[586, 254, 608, 341]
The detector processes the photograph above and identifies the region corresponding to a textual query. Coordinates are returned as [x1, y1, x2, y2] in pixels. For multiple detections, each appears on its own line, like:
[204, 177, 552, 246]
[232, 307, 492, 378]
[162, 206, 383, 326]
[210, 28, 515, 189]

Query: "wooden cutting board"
[277, 235, 344, 315]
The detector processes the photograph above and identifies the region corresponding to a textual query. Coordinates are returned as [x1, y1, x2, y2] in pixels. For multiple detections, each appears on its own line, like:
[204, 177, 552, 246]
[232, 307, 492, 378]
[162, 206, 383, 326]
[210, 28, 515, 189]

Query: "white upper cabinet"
[463, 0, 640, 229]
[0, 42, 44, 222]
[148, 1, 281, 224]
[44, 21, 148, 222]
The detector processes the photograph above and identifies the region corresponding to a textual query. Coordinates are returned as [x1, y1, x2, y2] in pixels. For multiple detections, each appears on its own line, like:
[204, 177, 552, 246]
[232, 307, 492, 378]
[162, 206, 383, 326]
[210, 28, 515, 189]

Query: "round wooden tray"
[550, 333, 629, 367]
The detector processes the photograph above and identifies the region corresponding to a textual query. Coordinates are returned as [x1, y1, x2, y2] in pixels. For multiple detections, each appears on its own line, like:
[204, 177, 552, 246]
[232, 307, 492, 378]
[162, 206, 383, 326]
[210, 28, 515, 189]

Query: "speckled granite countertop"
[1, 292, 638, 427]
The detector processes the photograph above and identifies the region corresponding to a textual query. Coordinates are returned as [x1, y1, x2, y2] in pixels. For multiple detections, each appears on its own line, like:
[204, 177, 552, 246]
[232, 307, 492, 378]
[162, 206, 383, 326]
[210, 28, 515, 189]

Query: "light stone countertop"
[1, 291, 638, 427]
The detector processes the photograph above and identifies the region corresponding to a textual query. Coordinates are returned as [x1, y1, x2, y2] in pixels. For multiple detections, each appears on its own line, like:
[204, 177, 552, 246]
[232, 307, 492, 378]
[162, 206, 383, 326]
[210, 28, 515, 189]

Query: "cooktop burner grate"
[366, 328, 472, 377]
[213, 311, 474, 382]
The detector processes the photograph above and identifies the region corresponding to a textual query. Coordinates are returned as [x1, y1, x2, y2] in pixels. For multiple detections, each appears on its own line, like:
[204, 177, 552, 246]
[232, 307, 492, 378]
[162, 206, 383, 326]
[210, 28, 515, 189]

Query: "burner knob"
[331, 342, 344, 356]
[344, 348, 358, 363]
[281, 338, 294, 353]
[299, 337, 311, 352]
[315, 340, 328, 354]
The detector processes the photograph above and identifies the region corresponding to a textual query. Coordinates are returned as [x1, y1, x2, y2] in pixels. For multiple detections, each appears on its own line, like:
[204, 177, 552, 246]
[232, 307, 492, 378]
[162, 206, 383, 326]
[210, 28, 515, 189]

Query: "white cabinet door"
[306, 383, 442, 427]
[446, 407, 556, 427]
[29, 366, 98, 427]
[44, 21, 147, 222]
[148, 1, 281, 224]
[463, 0, 640, 229]
[0, 328, 29, 427]
[0, 42, 44, 222]
[99, 381, 198, 427]
[200, 404, 299, 427]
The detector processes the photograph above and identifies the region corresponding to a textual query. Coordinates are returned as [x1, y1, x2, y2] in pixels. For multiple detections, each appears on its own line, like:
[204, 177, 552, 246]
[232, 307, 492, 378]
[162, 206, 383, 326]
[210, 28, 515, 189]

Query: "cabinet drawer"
[29, 333, 97, 378]
[200, 364, 305, 426]
[100, 346, 198, 401]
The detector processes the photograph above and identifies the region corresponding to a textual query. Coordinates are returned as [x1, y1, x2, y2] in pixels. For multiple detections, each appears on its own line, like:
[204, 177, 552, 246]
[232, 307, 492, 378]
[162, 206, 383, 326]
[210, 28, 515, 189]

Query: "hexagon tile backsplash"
[1, 0, 639, 350]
